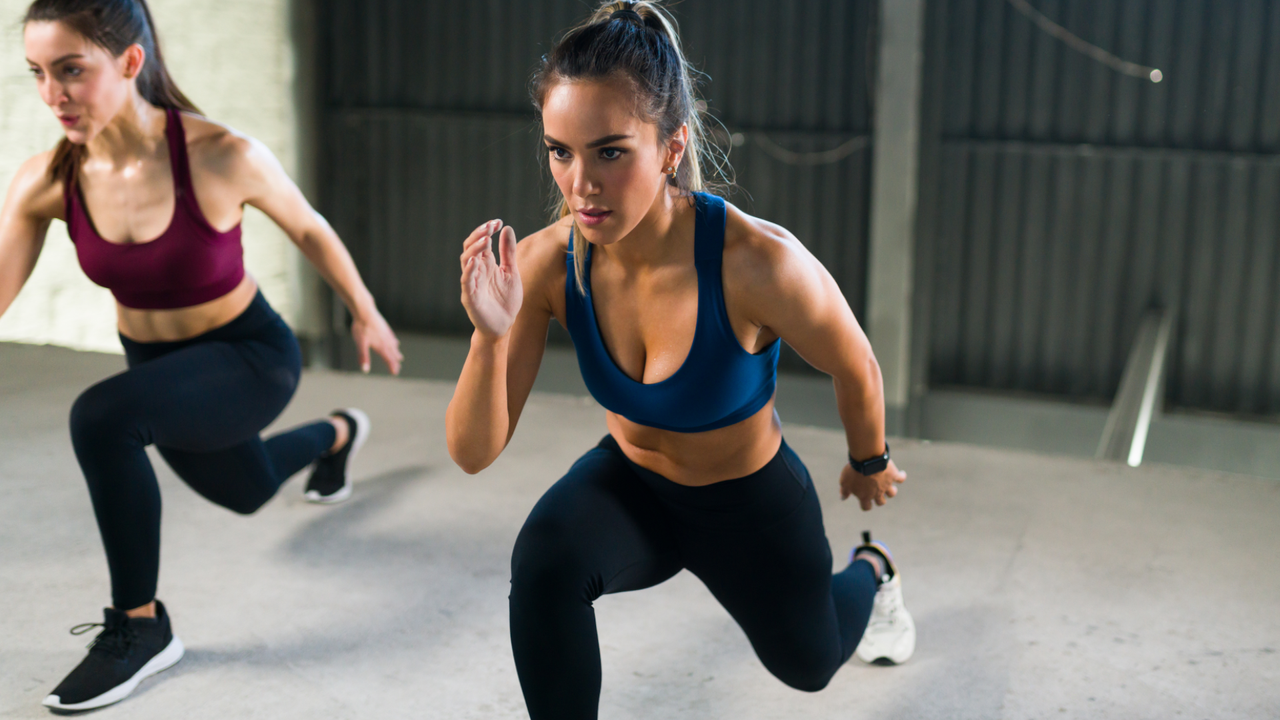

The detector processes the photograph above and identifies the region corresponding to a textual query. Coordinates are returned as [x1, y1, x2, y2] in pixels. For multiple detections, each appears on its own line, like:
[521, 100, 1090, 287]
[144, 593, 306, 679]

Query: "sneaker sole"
[304, 408, 370, 505]
[855, 611, 916, 666]
[42, 635, 185, 712]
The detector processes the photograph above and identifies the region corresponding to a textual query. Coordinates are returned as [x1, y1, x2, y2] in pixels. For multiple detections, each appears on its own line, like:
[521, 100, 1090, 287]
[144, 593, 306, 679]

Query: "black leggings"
[509, 435, 877, 719]
[70, 292, 335, 610]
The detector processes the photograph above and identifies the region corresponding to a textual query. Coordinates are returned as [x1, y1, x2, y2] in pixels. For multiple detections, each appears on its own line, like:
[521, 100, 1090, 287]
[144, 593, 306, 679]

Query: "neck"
[598, 184, 691, 271]
[86, 93, 168, 168]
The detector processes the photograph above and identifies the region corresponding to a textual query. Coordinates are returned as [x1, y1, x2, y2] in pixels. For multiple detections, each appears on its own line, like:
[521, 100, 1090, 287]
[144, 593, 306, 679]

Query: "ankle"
[327, 414, 350, 454]
[121, 601, 156, 620]
[853, 551, 883, 579]
[854, 547, 894, 585]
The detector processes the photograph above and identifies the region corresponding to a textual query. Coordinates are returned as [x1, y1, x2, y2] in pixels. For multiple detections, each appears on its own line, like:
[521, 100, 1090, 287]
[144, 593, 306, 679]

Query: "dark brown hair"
[531, 1, 729, 293]
[24, 0, 200, 186]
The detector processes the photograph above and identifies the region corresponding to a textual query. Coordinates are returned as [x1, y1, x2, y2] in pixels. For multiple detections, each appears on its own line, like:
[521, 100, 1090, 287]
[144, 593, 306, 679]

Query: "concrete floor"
[1, 343, 1278, 719]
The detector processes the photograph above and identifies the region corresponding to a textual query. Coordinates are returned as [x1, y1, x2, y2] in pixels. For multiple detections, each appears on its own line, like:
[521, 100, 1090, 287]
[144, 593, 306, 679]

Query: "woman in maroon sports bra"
[0, 0, 403, 710]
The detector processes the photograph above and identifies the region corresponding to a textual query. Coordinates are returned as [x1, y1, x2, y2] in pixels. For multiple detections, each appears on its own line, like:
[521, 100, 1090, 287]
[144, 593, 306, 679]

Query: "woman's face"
[24, 21, 139, 145]
[541, 77, 685, 246]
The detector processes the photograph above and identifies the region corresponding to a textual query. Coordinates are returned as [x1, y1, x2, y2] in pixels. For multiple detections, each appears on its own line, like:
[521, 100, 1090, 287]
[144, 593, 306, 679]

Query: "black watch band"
[849, 442, 890, 476]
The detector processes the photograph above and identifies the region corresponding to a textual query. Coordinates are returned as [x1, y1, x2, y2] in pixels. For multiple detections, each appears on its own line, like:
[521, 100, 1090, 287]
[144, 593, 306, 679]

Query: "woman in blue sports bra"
[447, 3, 914, 716]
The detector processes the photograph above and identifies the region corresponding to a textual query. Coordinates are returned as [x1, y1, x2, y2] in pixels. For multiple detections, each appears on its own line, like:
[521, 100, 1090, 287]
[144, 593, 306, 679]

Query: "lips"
[58, 115, 79, 128]
[576, 208, 612, 227]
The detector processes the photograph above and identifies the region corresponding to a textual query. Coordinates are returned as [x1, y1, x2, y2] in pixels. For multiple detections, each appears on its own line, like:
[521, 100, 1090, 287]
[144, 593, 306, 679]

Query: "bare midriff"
[116, 275, 258, 343]
[606, 397, 784, 486]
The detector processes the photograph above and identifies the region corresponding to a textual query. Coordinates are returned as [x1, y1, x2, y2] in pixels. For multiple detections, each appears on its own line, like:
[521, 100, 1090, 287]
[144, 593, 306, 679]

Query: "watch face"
[860, 457, 889, 476]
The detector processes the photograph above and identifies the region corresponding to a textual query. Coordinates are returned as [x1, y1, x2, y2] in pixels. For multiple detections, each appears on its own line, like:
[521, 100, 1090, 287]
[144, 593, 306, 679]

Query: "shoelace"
[70, 621, 138, 658]
[865, 590, 902, 632]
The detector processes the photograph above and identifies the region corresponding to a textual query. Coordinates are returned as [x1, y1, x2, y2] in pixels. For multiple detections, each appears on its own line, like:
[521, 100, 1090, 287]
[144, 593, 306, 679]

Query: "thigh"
[119, 338, 299, 453]
[682, 452, 843, 678]
[512, 439, 683, 598]
[156, 440, 280, 514]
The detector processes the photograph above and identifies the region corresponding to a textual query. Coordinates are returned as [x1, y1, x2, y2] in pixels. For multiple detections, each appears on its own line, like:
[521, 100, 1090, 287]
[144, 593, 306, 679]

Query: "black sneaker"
[43, 600, 184, 711]
[304, 408, 369, 504]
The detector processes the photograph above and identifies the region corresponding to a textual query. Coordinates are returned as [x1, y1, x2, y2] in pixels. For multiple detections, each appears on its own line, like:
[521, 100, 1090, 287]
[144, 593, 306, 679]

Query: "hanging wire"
[1006, 0, 1163, 82]
[749, 133, 871, 166]
[729, 0, 877, 168]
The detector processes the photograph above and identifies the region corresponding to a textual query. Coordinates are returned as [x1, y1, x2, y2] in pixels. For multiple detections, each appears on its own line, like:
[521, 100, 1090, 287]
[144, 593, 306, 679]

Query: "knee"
[510, 509, 596, 602]
[770, 656, 838, 693]
[69, 384, 131, 447]
[224, 494, 271, 516]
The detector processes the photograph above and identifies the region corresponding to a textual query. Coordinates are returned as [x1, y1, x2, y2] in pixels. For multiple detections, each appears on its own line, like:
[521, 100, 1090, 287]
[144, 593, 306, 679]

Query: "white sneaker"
[852, 538, 916, 665]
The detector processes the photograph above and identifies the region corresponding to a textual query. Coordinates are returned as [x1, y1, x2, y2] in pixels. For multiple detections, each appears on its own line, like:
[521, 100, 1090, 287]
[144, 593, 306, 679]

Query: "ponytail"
[531, 1, 729, 294]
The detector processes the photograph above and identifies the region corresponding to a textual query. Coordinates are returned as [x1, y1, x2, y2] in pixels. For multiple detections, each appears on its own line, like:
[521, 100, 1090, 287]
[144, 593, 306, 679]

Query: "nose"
[569, 160, 599, 199]
[38, 78, 65, 108]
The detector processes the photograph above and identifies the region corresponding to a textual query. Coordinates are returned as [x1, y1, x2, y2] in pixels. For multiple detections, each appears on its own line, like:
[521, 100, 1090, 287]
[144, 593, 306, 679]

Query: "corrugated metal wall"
[317, 0, 876, 338]
[920, 0, 1280, 416]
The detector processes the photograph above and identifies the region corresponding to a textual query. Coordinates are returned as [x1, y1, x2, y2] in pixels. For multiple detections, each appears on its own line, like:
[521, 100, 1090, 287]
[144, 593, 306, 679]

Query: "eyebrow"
[26, 53, 85, 66]
[543, 133, 634, 149]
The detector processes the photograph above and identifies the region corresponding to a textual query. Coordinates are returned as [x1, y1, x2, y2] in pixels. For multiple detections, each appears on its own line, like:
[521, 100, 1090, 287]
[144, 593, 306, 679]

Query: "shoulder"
[721, 199, 822, 292]
[514, 216, 572, 306]
[516, 215, 572, 271]
[5, 150, 64, 220]
[178, 112, 276, 179]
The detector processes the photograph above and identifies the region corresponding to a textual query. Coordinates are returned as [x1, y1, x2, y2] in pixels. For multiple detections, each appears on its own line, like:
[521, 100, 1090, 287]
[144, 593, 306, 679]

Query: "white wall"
[0, 0, 309, 353]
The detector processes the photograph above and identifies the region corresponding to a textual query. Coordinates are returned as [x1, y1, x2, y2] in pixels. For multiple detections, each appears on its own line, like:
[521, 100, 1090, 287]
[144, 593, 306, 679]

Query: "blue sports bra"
[564, 192, 781, 433]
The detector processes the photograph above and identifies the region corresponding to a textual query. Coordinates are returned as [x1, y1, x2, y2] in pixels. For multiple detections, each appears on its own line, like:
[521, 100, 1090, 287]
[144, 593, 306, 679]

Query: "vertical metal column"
[866, 0, 927, 435]
[1097, 310, 1174, 467]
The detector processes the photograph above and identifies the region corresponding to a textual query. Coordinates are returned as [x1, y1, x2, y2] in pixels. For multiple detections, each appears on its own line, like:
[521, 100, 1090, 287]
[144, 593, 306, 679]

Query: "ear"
[120, 43, 146, 80]
[664, 124, 689, 172]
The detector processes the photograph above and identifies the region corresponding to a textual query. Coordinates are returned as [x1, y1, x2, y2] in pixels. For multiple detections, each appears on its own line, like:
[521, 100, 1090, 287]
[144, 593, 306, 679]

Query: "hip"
[119, 287, 298, 371]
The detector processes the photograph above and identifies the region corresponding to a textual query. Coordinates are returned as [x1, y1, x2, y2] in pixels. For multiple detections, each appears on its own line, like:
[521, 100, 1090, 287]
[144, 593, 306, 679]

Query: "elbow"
[445, 424, 496, 475]
[833, 353, 883, 397]
[451, 448, 491, 476]
[864, 354, 883, 389]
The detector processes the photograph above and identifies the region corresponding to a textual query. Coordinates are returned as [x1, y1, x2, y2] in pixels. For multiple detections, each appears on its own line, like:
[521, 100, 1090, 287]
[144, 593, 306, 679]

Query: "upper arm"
[502, 221, 571, 439]
[0, 153, 61, 293]
[727, 211, 875, 380]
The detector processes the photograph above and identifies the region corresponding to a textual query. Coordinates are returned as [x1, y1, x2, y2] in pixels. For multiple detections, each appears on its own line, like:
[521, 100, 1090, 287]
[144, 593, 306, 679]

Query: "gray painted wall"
[917, 0, 1280, 418]
[317, 0, 878, 358]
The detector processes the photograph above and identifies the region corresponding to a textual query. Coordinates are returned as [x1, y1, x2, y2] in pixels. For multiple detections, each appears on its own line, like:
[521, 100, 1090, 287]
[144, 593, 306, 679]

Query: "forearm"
[832, 355, 888, 460]
[295, 224, 377, 319]
[446, 331, 512, 473]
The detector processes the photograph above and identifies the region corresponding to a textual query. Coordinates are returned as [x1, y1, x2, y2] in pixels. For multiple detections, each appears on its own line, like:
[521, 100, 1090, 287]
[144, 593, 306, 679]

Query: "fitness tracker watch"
[849, 442, 890, 476]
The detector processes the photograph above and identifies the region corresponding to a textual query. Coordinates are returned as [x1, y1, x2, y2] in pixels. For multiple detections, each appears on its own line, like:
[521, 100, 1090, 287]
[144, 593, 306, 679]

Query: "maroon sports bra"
[66, 108, 245, 310]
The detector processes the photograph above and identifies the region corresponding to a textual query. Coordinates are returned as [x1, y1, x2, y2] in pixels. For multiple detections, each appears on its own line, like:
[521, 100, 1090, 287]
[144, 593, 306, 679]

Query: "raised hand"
[460, 220, 523, 339]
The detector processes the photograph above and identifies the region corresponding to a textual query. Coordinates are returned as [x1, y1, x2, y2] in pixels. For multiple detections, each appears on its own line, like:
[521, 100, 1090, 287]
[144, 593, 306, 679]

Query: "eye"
[28, 67, 43, 78]
[547, 146, 571, 161]
[599, 147, 625, 160]
[64, 66, 83, 77]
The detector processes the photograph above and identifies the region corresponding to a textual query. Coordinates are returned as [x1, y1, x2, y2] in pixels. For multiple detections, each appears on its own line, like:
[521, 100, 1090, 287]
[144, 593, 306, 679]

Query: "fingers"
[377, 343, 403, 376]
[860, 495, 873, 512]
[357, 340, 372, 374]
[465, 219, 501, 245]
[461, 255, 479, 293]
[460, 220, 501, 271]
[497, 225, 518, 274]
